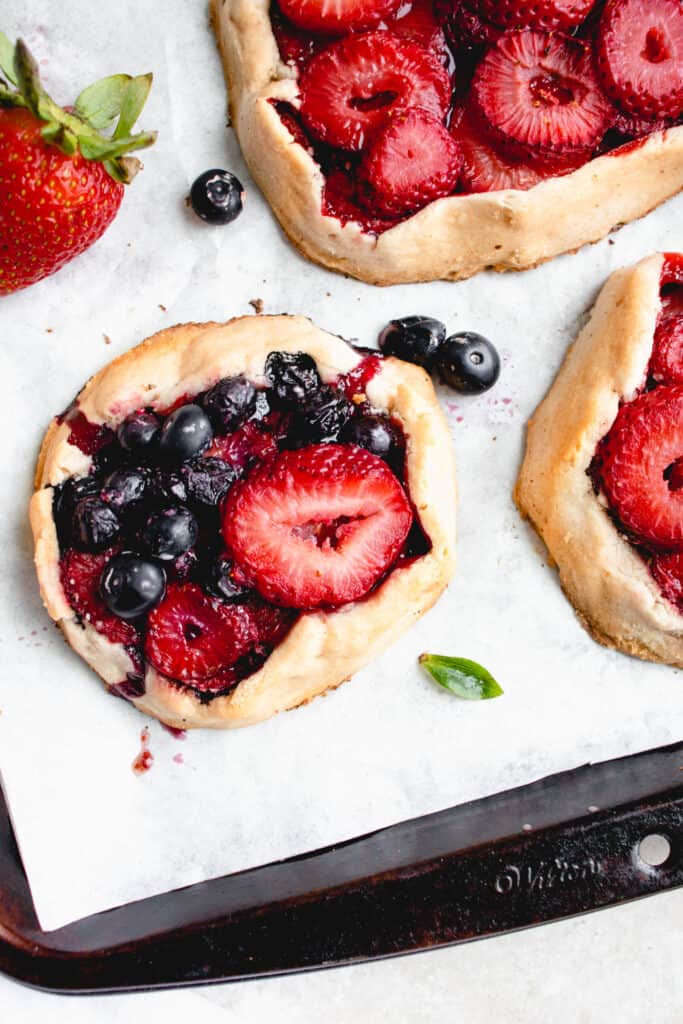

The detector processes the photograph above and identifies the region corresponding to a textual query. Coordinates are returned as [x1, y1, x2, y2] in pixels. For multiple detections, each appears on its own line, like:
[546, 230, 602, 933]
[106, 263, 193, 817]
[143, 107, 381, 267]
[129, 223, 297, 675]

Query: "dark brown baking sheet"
[1, 740, 681, 995]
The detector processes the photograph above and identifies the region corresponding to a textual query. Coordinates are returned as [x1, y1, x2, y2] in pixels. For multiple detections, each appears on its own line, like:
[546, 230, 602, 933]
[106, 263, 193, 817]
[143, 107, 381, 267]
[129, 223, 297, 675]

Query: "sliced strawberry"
[597, 385, 683, 550]
[391, 0, 452, 66]
[476, 0, 596, 32]
[359, 107, 463, 217]
[248, 600, 298, 650]
[651, 551, 683, 611]
[596, 0, 683, 122]
[145, 583, 256, 682]
[278, 0, 402, 33]
[649, 316, 683, 386]
[471, 29, 613, 155]
[299, 31, 452, 151]
[456, 104, 586, 193]
[660, 253, 683, 319]
[60, 548, 140, 646]
[223, 444, 413, 608]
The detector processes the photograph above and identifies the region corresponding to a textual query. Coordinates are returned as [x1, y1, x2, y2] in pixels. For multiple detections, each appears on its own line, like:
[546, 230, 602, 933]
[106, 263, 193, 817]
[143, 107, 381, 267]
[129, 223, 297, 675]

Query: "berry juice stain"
[132, 726, 154, 775]
[172, 753, 185, 765]
[162, 724, 187, 741]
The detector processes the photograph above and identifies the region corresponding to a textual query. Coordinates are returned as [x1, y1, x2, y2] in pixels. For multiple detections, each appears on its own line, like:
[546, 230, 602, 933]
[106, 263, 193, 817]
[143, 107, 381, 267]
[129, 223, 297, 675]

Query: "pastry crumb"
[158, 303, 167, 312]
[249, 298, 264, 314]
[103, 334, 112, 345]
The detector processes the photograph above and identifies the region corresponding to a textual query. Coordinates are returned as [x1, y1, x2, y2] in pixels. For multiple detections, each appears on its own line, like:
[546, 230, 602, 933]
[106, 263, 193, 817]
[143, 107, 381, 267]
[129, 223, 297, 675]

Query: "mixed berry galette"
[516, 253, 683, 667]
[211, 0, 683, 284]
[30, 316, 456, 729]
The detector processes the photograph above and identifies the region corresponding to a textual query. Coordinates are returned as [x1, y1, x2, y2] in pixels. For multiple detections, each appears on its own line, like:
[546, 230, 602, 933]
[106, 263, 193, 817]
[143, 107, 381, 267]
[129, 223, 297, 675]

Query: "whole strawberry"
[0, 34, 156, 295]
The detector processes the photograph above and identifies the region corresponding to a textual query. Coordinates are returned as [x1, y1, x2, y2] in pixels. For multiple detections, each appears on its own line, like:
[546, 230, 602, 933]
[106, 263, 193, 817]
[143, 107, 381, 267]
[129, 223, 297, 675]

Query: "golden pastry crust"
[210, 0, 683, 286]
[515, 253, 683, 667]
[30, 315, 457, 728]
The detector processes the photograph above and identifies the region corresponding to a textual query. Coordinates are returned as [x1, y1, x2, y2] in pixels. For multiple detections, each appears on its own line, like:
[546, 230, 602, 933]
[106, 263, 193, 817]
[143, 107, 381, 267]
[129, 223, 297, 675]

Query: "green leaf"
[113, 73, 152, 139]
[419, 654, 504, 701]
[0, 31, 18, 86]
[78, 128, 157, 162]
[74, 74, 130, 131]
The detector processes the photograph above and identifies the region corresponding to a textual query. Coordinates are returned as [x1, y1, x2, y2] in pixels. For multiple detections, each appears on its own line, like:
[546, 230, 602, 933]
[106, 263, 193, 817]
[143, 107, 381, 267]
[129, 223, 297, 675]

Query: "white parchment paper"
[1, 0, 682, 933]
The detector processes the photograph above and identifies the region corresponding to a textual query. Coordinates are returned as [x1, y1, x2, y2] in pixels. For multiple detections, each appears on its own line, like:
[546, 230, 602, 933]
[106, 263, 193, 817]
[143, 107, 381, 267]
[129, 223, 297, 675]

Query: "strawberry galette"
[211, 0, 683, 285]
[516, 253, 683, 667]
[30, 317, 456, 729]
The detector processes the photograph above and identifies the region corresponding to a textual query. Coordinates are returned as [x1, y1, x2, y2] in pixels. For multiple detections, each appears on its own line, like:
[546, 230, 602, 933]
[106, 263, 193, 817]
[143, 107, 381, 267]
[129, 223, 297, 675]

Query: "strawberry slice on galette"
[211, 0, 683, 284]
[516, 253, 683, 667]
[30, 316, 456, 729]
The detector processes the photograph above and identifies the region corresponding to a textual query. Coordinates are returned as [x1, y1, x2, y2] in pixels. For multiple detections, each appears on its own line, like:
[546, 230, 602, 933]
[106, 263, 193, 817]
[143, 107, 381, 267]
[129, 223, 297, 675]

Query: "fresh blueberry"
[190, 169, 244, 225]
[436, 332, 500, 394]
[341, 413, 403, 461]
[181, 458, 237, 507]
[203, 554, 251, 602]
[101, 467, 148, 511]
[142, 507, 198, 562]
[100, 553, 166, 620]
[159, 404, 213, 462]
[73, 496, 120, 551]
[378, 316, 446, 368]
[151, 467, 189, 505]
[292, 385, 352, 444]
[116, 411, 161, 455]
[265, 351, 322, 407]
[202, 376, 257, 432]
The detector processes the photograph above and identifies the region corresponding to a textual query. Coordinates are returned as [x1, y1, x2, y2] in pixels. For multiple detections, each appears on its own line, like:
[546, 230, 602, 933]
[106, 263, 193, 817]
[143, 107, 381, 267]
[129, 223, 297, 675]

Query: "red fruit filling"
[593, 257, 683, 611]
[596, 0, 683, 123]
[269, 0, 683, 233]
[223, 444, 413, 608]
[660, 253, 683, 319]
[60, 548, 140, 647]
[299, 30, 452, 151]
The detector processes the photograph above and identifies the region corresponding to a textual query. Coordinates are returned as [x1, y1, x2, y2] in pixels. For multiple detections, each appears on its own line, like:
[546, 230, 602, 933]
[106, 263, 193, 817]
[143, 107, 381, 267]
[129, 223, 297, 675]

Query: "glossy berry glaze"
[270, 0, 683, 235]
[590, 255, 683, 611]
[53, 350, 430, 705]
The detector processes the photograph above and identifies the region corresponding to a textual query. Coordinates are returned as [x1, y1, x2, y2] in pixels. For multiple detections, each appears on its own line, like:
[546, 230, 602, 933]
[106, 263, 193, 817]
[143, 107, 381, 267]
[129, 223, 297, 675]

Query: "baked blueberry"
[116, 411, 161, 455]
[101, 467, 148, 511]
[378, 316, 446, 368]
[159, 404, 213, 462]
[151, 467, 189, 505]
[73, 496, 120, 551]
[182, 458, 238, 506]
[437, 332, 500, 394]
[203, 553, 251, 602]
[190, 169, 244, 225]
[142, 507, 199, 561]
[100, 553, 166, 620]
[265, 351, 322, 406]
[342, 413, 403, 461]
[293, 385, 352, 443]
[202, 376, 257, 432]
[53, 475, 101, 547]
